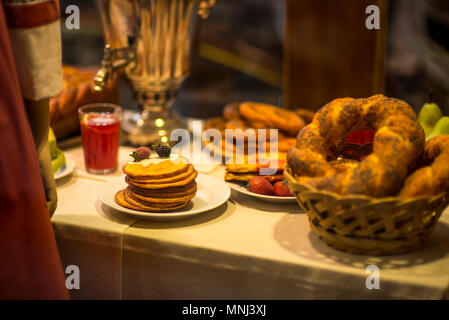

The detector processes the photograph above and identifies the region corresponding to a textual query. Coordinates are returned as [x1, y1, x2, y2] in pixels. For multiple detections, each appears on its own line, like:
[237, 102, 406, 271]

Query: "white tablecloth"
[53, 147, 449, 299]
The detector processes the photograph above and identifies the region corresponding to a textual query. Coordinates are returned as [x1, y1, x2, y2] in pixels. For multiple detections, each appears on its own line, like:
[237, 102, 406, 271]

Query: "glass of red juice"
[78, 103, 121, 174]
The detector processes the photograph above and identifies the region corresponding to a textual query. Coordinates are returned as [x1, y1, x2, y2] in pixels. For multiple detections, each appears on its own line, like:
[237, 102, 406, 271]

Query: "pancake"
[225, 160, 286, 173]
[124, 191, 188, 210]
[115, 189, 189, 212]
[224, 172, 284, 183]
[123, 156, 189, 179]
[128, 182, 197, 198]
[125, 189, 186, 207]
[126, 164, 195, 184]
[123, 189, 189, 211]
[126, 170, 198, 189]
[126, 187, 196, 204]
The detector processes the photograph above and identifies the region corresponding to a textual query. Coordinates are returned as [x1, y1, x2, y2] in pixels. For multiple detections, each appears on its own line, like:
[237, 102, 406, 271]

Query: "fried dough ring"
[287, 95, 425, 197]
[328, 159, 359, 173]
[399, 135, 449, 197]
[223, 102, 242, 121]
[240, 102, 306, 136]
[225, 119, 248, 131]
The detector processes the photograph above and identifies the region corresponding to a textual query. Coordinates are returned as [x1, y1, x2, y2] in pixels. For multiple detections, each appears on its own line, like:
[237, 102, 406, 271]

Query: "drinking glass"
[78, 103, 121, 174]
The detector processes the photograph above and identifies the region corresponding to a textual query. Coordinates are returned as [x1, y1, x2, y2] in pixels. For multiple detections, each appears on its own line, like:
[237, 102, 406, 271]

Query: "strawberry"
[273, 180, 293, 197]
[247, 176, 275, 195]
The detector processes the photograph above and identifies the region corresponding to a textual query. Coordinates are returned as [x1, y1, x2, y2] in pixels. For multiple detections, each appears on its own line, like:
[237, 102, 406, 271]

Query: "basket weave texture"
[284, 167, 449, 255]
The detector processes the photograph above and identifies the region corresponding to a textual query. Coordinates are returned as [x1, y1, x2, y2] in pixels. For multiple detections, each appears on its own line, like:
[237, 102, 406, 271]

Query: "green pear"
[48, 127, 58, 159]
[51, 148, 66, 173]
[49, 127, 66, 172]
[427, 116, 449, 140]
[419, 102, 442, 136]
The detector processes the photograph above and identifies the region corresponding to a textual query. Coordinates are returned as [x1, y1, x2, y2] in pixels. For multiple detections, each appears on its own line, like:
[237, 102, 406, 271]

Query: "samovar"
[94, 0, 216, 145]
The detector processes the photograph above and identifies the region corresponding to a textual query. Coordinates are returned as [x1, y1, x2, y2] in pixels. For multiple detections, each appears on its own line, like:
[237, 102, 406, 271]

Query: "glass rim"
[78, 103, 122, 115]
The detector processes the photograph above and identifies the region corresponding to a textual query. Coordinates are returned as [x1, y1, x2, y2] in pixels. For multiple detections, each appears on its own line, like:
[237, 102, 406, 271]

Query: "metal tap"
[93, 36, 137, 91]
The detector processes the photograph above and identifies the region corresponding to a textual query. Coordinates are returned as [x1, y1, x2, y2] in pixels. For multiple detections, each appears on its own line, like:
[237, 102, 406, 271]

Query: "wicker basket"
[284, 166, 449, 256]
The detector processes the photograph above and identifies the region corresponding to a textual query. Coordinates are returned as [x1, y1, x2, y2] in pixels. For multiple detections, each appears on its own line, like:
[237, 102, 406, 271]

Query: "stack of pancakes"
[115, 156, 197, 212]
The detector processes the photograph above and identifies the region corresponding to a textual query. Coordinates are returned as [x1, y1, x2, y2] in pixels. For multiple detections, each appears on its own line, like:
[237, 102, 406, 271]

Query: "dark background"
[59, 0, 449, 117]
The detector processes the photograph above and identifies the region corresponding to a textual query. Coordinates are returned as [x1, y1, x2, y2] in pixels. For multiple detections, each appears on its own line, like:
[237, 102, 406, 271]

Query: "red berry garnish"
[130, 146, 151, 162]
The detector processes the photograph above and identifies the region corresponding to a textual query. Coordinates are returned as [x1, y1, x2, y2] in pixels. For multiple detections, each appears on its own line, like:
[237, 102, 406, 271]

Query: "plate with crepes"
[224, 158, 297, 204]
[226, 181, 297, 204]
[99, 173, 230, 221]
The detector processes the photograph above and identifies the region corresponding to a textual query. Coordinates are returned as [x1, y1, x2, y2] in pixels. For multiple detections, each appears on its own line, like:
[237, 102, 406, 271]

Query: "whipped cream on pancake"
[128, 154, 188, 166]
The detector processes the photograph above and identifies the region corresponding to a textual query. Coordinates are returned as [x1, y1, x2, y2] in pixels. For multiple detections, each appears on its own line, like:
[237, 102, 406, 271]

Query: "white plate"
[99, 173, 231, 221]
[54, 156, 75, 180]
[227, 181, 297, 204]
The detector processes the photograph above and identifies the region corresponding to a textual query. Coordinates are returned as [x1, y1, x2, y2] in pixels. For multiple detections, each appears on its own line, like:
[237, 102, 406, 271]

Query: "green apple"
[419, 102, 442, 137]
[427, 116, 449, 140]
